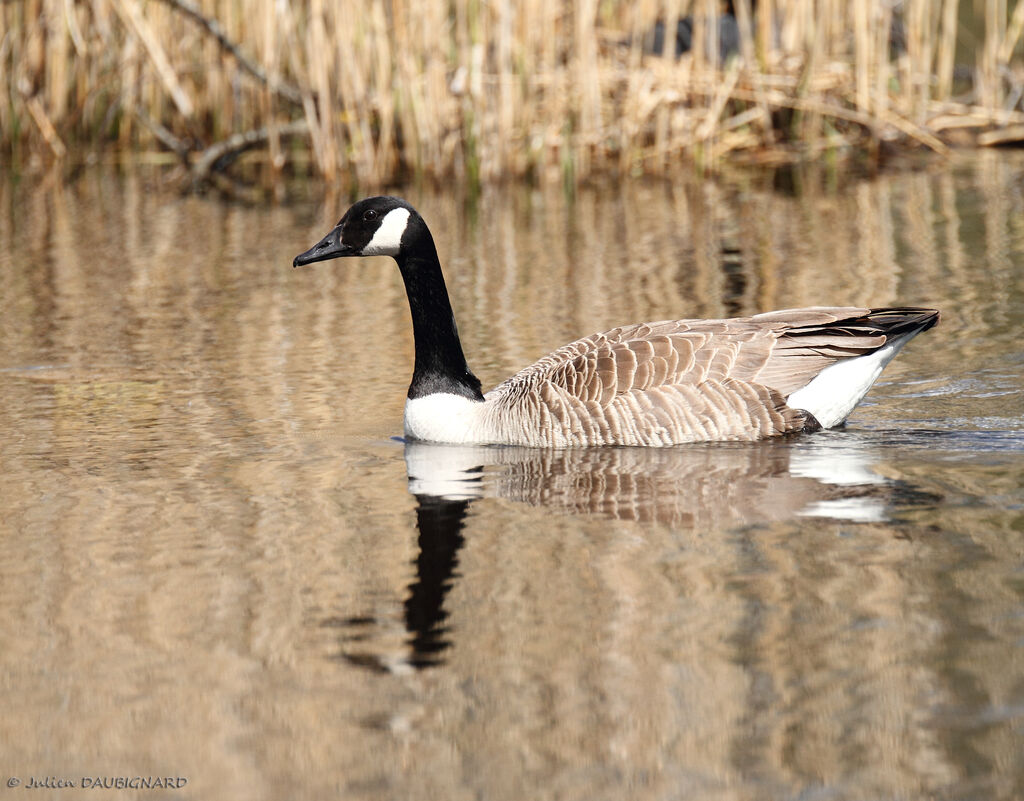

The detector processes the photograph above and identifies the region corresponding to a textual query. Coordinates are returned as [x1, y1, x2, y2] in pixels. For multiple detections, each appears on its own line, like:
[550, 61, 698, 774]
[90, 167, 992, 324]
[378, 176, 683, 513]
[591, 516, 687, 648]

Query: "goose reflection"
[335, 435, 929, 673]
[332, 487, 473, 674]
[405, 435, 903, 525]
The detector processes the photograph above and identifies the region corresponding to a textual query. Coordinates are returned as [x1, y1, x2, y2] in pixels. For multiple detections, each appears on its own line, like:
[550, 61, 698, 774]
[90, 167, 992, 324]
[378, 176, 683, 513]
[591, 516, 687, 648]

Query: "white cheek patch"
[360, 207, 411, 256]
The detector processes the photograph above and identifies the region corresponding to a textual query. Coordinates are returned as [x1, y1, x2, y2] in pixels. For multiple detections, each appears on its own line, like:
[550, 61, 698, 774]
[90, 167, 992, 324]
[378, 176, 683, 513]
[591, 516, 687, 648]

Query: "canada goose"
[293, 196, 938, 447]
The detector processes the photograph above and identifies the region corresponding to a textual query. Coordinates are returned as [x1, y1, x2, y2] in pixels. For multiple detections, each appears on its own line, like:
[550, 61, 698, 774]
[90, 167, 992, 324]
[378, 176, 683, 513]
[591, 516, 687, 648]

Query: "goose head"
[293, 196, 418, 266]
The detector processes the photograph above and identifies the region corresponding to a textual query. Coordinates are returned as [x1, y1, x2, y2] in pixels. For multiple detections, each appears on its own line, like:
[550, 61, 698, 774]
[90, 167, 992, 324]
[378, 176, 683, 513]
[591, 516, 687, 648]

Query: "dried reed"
[2, 0, 1023, 188]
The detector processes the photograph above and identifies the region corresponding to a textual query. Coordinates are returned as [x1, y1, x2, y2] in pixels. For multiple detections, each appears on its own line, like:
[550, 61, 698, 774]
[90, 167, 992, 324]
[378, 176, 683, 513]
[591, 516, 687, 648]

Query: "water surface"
[1, 155, 1023, 800]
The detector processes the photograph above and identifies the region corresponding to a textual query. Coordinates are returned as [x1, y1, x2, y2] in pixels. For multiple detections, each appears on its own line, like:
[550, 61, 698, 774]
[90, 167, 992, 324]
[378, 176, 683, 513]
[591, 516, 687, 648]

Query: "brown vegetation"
[3, 0, 1024, 189]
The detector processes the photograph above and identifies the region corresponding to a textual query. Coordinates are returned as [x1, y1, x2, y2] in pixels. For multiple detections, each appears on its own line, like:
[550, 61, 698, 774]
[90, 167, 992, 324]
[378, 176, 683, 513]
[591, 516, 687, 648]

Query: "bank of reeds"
[3, 0, 1024, 188]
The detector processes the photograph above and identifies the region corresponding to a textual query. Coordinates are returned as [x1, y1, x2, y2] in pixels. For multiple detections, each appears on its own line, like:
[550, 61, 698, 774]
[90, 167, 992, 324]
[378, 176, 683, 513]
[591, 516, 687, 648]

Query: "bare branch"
[133, 104, 190, 159]
[190, 119, 309, 186]
[154, 0, 305, 107]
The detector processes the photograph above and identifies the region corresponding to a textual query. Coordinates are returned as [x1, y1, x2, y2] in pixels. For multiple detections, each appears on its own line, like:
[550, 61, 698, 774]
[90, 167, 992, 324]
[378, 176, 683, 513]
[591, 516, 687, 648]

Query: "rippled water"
[1, 155, 1023, 800]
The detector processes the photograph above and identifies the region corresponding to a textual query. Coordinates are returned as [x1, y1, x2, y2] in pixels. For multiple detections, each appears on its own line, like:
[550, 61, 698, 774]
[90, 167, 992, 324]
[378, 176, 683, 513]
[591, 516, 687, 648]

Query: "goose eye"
[364, 209, 378, 221]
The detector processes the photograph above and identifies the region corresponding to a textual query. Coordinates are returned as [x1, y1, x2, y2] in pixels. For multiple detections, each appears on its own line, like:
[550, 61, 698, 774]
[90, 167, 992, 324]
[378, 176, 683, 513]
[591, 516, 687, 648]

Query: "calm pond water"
[2, 153, 1023, 800]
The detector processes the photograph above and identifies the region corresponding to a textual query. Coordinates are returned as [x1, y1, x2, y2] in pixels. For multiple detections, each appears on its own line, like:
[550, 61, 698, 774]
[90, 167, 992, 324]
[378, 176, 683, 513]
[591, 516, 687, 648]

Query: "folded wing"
[486, 306, 937, 446]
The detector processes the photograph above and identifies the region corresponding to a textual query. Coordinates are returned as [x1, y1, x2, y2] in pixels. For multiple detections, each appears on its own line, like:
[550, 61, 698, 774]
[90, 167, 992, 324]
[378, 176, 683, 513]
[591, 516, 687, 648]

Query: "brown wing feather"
[486, 306, 937, 446]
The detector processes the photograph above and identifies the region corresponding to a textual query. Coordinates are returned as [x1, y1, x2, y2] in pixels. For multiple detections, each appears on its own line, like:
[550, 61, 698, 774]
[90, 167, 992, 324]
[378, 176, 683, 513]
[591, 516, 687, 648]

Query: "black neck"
[396, 230, 483, 401]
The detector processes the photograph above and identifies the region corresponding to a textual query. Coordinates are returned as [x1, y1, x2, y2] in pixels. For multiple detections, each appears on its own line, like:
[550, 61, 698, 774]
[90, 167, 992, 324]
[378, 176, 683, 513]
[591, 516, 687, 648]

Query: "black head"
[293, 196, 417, 267]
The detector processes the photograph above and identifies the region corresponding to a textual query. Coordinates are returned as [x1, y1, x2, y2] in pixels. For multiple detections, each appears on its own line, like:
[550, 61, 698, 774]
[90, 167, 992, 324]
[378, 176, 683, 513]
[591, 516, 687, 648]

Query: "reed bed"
[3, 0, 1024, 189]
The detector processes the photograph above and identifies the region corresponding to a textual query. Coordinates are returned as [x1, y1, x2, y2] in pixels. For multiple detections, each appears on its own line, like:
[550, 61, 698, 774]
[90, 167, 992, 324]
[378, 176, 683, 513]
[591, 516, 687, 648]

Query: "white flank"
[361, 207, 411, 256]
[786, 333, 917, 428]
[404, 393, 491, 444]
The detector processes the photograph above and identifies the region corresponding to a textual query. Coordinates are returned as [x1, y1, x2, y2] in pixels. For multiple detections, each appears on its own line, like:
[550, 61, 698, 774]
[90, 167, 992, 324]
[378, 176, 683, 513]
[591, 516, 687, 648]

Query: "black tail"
[786, 307, 940, 343]
[864, 307, 940, 338]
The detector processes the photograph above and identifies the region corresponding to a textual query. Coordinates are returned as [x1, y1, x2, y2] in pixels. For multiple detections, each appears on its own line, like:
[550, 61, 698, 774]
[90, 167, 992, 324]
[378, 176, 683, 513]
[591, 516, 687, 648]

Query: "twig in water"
[24, 96, 67, 158]
[133, 105, 191, 160]
[190, 119, 309, 187]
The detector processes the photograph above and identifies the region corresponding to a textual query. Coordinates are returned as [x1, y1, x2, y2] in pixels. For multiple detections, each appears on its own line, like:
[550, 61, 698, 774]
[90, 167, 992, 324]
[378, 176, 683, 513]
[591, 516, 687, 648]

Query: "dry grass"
[3, 0, 1024, 188]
